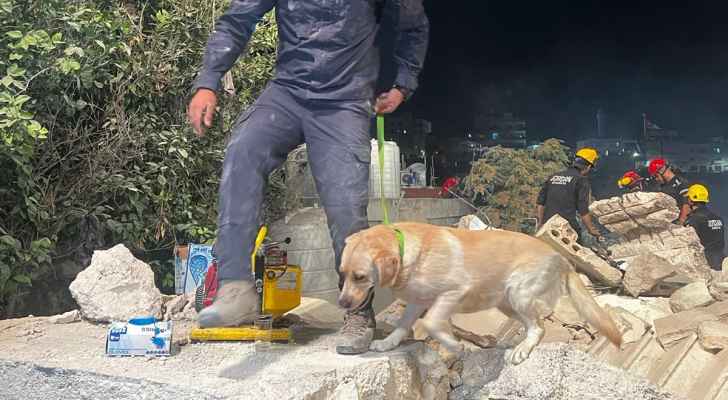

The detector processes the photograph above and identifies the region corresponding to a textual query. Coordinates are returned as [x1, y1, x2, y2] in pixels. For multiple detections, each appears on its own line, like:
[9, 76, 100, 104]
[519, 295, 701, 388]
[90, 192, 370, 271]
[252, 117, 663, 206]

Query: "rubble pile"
[590, 191, 713, 282]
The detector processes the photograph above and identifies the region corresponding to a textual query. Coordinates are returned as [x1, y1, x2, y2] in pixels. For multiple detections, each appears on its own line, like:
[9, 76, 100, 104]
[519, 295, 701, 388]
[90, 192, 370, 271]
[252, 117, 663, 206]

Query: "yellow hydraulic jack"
[189, 226, 303, 342]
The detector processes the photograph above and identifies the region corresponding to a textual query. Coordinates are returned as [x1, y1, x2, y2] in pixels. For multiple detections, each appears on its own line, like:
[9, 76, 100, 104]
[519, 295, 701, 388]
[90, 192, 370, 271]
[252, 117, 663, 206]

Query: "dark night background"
[392, 1, 728, 144]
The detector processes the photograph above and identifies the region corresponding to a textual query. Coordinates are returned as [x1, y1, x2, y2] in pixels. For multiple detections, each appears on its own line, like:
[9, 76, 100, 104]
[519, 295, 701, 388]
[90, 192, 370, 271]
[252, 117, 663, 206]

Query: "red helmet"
[647, 158, 667, 177]
[623, 170, 642, 181]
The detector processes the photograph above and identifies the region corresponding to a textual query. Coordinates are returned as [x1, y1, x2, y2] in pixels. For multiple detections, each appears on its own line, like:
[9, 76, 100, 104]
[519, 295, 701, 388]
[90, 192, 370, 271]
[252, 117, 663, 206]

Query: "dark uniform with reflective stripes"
[660, 174, 690, 209]
[537, 166, 591, 238]
[686, 205, 725, 270]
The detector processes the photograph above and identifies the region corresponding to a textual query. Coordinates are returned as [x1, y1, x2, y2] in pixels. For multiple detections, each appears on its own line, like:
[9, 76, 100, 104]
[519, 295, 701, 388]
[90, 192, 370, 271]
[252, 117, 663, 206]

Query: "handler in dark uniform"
[684, 184, 725, 270]
[537, 147, 604, 243]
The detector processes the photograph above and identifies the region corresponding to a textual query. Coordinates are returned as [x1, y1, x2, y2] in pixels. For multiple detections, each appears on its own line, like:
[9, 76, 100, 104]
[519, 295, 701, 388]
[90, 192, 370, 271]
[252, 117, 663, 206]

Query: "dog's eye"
[353, 274, 365, 281]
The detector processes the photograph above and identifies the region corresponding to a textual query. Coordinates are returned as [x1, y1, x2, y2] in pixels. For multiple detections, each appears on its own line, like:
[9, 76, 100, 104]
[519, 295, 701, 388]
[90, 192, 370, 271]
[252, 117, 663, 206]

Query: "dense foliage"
[462, 138, 570, 232]
[0, 0, 278, 315]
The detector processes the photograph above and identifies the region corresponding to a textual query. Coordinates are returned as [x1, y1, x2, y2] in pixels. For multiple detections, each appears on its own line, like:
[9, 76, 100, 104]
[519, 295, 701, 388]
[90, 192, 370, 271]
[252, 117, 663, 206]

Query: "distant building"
[472, 112, 527, 148]
[377, 112, 431, 163]
[576, 137, 645, 174]
[644, 137, 728, 174]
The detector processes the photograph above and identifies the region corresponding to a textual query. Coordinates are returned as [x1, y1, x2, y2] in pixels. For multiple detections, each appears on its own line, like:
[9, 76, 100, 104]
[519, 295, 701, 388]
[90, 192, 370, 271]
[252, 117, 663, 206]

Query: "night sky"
[396, 1, 728, 144]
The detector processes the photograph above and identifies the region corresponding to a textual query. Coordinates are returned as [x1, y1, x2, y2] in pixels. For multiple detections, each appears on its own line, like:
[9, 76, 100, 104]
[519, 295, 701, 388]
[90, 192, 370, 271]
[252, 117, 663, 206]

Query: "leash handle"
[376, 114, 390, 225]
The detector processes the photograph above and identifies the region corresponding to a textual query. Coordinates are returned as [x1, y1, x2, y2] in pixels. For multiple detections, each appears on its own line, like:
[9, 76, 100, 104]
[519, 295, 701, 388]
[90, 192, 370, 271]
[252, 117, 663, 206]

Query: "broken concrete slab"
[69, 244, 162, 322]
[649, 333, 715, 398]
[606, 306, 648, 345]
[163, 294, 192, 321]
[708, 280, 728, 302]
[595, 294, 672, 332]
[669, 280, 715, 313]
[590, 192, 680, 237]
[654, 308, 719, 348]
[697, 320, 728, 351]
[452, 343, 677, 400]
[609, 226, 713, 281]
[536, 214, 622, 287]
[47, 310, 80, 324]
[686, 349, 728, 400]
[622, 253, 678, 297]
[705, 300, 728, 321]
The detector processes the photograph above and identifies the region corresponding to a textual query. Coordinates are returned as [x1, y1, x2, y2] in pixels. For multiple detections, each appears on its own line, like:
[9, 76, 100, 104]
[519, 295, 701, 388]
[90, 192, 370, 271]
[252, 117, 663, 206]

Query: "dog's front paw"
[508, 343, 533, 365]
[370, 338, 399, 352]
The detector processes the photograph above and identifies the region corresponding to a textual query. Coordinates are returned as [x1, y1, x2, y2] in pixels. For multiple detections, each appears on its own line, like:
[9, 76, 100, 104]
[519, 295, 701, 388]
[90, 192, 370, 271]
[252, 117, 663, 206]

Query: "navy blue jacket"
[192, 0, 429, 101]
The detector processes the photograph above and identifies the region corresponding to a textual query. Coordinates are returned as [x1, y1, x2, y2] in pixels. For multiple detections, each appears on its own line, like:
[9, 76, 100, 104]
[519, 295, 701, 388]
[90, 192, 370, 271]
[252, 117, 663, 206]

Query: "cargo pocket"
[350, 144, 372, 203]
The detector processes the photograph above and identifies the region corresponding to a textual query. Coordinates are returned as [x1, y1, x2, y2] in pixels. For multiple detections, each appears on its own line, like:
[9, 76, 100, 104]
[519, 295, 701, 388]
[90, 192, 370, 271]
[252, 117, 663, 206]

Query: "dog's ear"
[373, 251, 400, 288]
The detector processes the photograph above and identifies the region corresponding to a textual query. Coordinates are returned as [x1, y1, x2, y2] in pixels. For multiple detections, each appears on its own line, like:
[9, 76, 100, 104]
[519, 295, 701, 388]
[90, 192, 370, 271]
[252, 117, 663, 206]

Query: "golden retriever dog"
[338, 222, 622, 364]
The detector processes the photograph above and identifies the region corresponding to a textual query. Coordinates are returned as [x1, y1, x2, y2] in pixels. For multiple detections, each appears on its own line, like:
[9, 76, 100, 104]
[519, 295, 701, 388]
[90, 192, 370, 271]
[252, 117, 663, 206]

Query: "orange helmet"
[648, 158, 667, 177]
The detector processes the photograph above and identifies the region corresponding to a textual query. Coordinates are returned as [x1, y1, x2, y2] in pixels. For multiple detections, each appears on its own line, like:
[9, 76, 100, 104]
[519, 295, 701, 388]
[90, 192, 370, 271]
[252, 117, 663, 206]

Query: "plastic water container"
[369, 139, 401, 199]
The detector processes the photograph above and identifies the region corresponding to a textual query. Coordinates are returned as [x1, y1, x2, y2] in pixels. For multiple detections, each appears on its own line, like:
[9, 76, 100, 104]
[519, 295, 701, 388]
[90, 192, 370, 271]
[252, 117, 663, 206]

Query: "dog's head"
[338, 227, 401, 310]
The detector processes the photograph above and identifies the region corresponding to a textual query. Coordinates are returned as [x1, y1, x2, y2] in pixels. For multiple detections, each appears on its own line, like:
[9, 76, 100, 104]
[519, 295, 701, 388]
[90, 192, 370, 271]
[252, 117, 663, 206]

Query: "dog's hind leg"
[370, 303, 427, 352]
[505, 260, 562, 365]
[420, 290, 466, 353]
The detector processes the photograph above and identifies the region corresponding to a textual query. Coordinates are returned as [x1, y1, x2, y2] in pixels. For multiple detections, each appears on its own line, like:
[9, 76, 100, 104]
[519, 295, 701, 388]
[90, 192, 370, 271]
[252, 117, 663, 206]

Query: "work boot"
[335, 308, 375, 355]
[197, 280, 258, 328]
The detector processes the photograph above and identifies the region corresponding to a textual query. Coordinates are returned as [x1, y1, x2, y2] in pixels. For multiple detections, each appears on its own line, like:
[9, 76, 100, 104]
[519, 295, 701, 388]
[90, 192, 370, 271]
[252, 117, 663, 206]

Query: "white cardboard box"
[105, 317, 172, 357]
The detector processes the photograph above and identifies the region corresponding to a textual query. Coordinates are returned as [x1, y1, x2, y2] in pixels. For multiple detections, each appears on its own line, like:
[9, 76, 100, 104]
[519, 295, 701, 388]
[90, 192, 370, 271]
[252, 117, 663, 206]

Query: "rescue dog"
[338, 222, 622, 364]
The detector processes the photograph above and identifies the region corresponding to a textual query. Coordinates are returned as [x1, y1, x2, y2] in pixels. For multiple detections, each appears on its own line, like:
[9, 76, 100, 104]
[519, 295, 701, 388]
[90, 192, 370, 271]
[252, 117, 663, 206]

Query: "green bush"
[0, 0, 278, 315]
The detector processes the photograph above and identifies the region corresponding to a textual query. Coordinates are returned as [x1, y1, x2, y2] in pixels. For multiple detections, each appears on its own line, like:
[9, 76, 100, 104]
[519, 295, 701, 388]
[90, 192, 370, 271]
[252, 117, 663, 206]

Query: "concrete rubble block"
[686, 349, 728, 400]
[669, 280, 716, 313]
[697, 320, 728, 351]
[589, 192, 680, 236]
[456, 215, 498, 231]
[648, 333, 716, 398]
[654, 308, 718, 349]
[709, 280, 728, 302]
[163, 293, 196, 321]
[69, 244, 162, 322]
[595, 295, 673, 333]
[724, 257, 728, 273]
[706, 300, 728, 321]
[606, 306, 648, 345]
[451, 343, 678, 400]
[609, 226, 713, 281]
[47, 310, 80, 324]
[535, 214, 622, 287]
[622, 253, 678, 297]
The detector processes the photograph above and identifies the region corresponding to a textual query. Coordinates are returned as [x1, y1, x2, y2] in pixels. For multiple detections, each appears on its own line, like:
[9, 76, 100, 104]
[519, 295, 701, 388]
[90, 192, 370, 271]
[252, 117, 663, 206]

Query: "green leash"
[376, 115, 405, 261]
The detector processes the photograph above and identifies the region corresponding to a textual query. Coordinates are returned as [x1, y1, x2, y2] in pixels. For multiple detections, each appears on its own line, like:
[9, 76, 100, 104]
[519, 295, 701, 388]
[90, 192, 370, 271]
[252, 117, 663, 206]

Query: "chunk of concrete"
[705, 300, 728, 321]
[47, 310, 80, 324]
[697, 320, 728, 351]
[724, 257, 728, 273]
[669, 280, 715, 313]
[536, 214, 622, 287]
[594, 296, 672, 333]
[609, 226, 713, 281]
[69, 244, 162, 322]
[654, 308, 718, 348]
[622, 253, 678, 297]
[606, 306, 648, 345]
[590, 192, 679, 236]
[708, 280, 728, 302]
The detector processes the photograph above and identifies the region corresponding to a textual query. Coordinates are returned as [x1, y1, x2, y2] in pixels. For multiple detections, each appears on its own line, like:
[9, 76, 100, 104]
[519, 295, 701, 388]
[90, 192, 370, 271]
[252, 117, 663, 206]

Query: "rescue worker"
[617, 170, 646, 192]
[647, 158, 690, 224]
[187, 0, 429, 355]
[684, 184, 725, 270]
[537, 147, 604, 243]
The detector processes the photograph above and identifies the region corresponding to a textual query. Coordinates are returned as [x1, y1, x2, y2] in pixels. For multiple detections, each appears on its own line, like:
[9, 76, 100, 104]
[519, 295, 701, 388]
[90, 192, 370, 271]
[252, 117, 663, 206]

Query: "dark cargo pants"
[214, 83, 371, 300]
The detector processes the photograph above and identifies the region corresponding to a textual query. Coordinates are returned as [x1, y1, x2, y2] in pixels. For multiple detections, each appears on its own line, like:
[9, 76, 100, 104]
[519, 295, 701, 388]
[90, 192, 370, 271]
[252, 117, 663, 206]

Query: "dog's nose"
[338, 297, 352, 309]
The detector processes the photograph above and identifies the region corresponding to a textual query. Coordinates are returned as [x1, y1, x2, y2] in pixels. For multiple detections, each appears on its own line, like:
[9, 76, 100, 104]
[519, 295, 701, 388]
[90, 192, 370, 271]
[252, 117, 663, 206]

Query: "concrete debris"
[595, 295, 672, 332]
[535, 214, 622, 287]
[451, 343, 677, 400]
[589, 192, 680, 237]
[622, 253, 678, 297]
[708, 280, 728, 302]
[47, 310, 80, 324]
[69, 244, 163, 322]
[669, 280, 715, 313]
[606, 306, 648, 345]
[591, 192, 713, 282]
[654, 308, 718, 348]
[697, 320, 728, 351]
[724, 257, 728, 273]
[706, 300, 728, 321]
[163, 294, 194, 321]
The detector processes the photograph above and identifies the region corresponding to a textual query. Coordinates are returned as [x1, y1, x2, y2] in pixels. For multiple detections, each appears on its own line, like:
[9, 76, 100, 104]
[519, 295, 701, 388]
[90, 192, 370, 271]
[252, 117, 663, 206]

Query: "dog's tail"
[565, 271, 622, 347]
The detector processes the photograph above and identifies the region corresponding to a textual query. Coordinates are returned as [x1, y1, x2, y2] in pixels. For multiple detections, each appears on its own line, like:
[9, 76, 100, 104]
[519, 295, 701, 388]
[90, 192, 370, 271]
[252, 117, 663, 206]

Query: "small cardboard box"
[185, 244, 213, 293]
[174, 245, 189, 295]
[106, 317, 172, 357]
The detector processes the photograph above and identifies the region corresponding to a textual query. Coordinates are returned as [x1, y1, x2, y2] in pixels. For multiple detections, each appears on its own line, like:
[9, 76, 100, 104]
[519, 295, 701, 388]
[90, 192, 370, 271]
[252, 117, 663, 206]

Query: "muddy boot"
[197, 280, 258, 328]
[335, 308, 376, 355]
